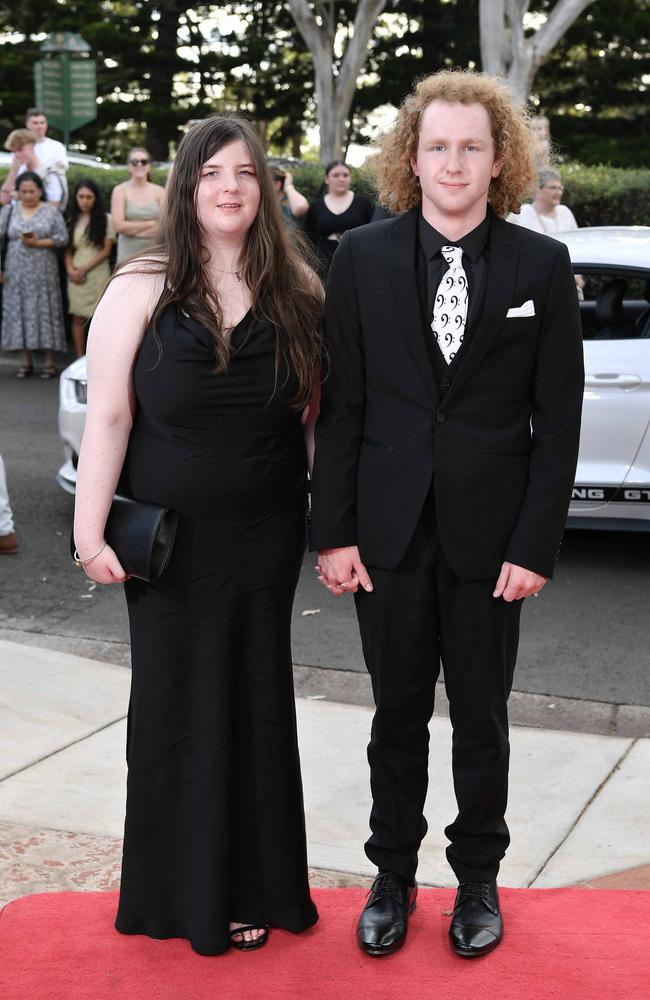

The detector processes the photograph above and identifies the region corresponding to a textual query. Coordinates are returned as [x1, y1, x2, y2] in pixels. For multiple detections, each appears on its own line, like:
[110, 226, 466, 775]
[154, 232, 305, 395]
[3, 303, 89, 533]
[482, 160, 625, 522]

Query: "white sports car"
[57, 226, 650, 531]
[555, 227, 650, 530]
[57, 356, 87, 494]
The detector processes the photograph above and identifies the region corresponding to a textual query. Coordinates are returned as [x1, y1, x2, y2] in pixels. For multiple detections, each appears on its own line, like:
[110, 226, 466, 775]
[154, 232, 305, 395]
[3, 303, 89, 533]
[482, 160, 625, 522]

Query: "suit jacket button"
[442, 378, 451, 389]
[436, 411, 446, 423]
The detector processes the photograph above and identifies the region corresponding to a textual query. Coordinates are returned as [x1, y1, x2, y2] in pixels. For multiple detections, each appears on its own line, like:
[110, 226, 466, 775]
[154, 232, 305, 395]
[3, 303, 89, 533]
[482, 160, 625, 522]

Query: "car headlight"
[73, 379, 88, 404]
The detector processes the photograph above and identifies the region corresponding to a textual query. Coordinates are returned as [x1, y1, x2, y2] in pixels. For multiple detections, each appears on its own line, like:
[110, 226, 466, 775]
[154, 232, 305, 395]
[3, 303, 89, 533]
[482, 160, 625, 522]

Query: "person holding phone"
[270, 167, 309, 224]
[0, 171, 68, 378]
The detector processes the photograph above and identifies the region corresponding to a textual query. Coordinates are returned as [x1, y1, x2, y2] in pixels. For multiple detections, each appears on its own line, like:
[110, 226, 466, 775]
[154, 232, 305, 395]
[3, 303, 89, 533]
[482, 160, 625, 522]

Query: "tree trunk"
[480, 0, 506, 76]
[288, 0, 388, 162]
[479, 0, 596, 103]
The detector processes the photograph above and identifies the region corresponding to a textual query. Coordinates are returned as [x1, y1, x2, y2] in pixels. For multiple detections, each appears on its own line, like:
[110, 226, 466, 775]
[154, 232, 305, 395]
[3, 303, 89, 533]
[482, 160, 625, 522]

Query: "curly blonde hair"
[374, 71, 538, 218]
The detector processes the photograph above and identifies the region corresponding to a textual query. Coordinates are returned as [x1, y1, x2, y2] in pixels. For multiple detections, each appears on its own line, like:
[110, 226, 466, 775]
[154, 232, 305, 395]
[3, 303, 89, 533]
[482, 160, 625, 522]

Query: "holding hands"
[315, 545, 373, 596]
[315, 550, 545, 603]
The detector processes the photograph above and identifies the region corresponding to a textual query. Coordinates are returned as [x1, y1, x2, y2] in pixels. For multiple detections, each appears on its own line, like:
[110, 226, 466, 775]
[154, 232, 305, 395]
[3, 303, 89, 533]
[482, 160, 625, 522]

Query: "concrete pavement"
[1, 638, 649, 908]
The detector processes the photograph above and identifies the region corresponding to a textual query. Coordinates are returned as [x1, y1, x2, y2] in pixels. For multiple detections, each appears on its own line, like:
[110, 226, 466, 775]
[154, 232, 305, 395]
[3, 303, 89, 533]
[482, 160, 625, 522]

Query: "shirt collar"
[418, 210, 491, 263]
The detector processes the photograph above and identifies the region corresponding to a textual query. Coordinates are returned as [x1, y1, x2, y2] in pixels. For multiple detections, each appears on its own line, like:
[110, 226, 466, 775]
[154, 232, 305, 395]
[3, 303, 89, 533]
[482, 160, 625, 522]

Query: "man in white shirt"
[25, 107, 68, 174]
[24, 107, 68, 208]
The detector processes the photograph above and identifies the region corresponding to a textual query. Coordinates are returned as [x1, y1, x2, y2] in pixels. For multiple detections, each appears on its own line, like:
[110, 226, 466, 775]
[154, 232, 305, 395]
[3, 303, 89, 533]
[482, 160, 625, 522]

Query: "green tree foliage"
[206, 2, 314, 155]
[562, 165, 650, 226]
[533, 0, 649, 167]
[0, 1, 646, 166]
[353, 0, 646, 167]
[0, 1, 314, 160]
[0, 1, 152, 153]
[352, 0, 480, 120]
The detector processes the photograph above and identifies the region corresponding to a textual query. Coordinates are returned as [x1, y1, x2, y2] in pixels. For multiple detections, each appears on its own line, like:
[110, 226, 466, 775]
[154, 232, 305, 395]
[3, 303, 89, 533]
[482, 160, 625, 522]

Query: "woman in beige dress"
[110, 147, 165, 263]
[65, 179, 115, 357]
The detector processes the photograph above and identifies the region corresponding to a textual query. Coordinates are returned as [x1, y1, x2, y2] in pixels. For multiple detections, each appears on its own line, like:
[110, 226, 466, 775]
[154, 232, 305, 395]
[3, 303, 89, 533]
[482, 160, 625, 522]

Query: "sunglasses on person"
[129, 158, 150, 166]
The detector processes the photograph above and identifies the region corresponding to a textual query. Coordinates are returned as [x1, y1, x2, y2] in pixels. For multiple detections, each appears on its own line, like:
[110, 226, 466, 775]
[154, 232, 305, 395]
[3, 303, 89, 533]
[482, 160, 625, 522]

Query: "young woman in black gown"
[73, 116, 323, 956]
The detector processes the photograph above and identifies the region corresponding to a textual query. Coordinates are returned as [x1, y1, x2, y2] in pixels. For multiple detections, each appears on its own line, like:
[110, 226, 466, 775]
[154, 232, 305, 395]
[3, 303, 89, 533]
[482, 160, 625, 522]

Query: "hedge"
[560, 165, 650, 228]
[2, 161, 648, 228]
[291, 162, 650, 226]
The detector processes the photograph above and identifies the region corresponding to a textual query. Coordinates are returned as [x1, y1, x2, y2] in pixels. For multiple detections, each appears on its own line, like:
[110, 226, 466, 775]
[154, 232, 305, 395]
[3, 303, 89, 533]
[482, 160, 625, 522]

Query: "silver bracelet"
[73, 540, 107, 568]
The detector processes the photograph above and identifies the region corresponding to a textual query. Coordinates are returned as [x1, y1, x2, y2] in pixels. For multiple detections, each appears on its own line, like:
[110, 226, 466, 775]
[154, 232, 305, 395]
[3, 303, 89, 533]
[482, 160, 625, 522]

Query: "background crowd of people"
[0, 107, 579, 380]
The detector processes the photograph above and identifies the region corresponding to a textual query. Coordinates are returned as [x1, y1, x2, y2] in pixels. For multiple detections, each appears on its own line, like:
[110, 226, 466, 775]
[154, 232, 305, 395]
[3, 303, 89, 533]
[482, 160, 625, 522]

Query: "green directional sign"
[34, 60, 65, 129]
[68, 60, 97, 131]
[34, 34, 97, 143]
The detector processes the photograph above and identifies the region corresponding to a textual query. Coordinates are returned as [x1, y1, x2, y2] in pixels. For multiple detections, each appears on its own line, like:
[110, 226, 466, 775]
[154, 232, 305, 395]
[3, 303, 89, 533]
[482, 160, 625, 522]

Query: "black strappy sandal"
[229, 923, 269, 951]
[16, 366, 33, 379]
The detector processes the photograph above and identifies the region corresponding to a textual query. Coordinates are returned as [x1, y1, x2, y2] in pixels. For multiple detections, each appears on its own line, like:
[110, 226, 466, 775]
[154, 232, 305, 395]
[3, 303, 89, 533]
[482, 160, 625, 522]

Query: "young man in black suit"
[310, 71, 584, 959]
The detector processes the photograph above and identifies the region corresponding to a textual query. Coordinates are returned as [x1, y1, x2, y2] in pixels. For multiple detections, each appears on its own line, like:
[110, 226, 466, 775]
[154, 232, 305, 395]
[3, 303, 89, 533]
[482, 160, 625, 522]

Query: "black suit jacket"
[310, 208, 584, 581]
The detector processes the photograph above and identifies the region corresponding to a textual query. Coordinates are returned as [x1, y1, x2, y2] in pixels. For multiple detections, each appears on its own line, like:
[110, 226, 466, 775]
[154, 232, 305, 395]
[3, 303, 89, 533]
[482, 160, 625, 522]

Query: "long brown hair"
[115, 115, 322, 407]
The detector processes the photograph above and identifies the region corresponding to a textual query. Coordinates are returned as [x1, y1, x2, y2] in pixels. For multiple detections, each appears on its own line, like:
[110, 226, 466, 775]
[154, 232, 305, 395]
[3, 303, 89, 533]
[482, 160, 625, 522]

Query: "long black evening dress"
[114, 303, 318, 955]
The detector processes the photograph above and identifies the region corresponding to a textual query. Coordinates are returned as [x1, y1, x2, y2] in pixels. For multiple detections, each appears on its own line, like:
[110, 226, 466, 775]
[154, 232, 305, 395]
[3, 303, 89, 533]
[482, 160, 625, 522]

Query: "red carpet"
[0, 887, 648, 1000]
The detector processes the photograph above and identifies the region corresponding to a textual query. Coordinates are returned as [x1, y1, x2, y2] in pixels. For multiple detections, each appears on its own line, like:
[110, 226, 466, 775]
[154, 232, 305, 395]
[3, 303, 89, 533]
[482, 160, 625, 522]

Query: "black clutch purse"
[72, 495, 179, 582]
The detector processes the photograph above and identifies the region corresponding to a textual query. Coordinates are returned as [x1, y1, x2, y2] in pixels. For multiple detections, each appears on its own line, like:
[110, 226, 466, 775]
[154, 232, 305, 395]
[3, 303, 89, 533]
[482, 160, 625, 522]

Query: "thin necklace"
[208, 264, 242, 282]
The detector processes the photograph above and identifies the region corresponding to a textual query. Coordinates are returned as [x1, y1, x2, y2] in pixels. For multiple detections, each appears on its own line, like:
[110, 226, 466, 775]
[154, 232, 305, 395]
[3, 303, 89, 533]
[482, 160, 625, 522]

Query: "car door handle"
[584, 373, 641, 390]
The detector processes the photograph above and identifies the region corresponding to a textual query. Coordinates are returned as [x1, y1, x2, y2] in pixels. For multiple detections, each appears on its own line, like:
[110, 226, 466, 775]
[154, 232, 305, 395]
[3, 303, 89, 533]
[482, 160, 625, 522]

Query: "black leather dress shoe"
[357, 871, 418, 956]
[449, 881, 503, 958]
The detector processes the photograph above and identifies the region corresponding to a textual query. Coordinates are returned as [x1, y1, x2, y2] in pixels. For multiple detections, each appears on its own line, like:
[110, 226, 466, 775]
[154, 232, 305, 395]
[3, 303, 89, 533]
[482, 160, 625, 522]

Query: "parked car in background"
[57, 358, 87, 494]
[56, 227, 650, 533]
[65, 152, 115, 171]
[555, 227, 650, 531]
[0, 150, 114, 170]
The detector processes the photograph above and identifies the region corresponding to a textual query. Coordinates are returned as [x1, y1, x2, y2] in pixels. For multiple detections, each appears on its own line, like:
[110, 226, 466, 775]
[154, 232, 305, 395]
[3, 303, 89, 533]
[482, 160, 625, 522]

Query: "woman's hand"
[316, 546, 373, 596]
[68, 266, 87, 284]
[78, 543, 128, 584]
[21, 233, 40, 247]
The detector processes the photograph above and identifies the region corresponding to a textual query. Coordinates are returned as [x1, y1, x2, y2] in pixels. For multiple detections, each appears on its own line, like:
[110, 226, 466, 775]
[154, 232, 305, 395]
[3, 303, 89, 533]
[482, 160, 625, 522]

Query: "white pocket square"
[506, 299, 535, 319]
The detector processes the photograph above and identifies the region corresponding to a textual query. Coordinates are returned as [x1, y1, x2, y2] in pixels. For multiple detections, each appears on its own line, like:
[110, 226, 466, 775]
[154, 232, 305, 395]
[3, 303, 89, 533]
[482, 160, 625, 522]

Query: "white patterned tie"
[431, 245, 468, 364]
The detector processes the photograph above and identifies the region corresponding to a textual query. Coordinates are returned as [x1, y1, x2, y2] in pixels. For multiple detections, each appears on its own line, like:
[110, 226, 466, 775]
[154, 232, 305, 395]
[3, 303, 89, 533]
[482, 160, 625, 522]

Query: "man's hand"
[493, 561, 547, 603]
[316, 545, 373, 596]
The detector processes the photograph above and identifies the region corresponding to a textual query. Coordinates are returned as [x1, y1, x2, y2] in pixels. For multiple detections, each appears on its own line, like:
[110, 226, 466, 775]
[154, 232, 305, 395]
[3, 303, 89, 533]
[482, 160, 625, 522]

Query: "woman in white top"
[508, 168, 578, 235]
[509, 169, 584, 296]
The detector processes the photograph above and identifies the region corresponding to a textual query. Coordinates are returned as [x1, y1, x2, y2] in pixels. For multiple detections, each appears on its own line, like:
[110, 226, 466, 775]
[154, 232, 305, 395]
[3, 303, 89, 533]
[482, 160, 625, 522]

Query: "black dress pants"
[354, 494, 522, 885]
